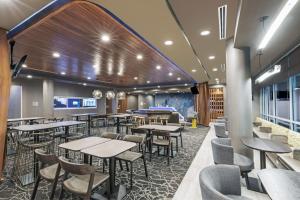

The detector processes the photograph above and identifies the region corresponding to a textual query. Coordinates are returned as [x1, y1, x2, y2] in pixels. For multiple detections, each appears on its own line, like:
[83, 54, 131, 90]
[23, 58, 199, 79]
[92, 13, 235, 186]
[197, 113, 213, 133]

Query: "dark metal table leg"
[116, 118, 120, 133]
[260, 151, 266, 169]
[88, 115, 91, 136]
[109, 157, 116, 193]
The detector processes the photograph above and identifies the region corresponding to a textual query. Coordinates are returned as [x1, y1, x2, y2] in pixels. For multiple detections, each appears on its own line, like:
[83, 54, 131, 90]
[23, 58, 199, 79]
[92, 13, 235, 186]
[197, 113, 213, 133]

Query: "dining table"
[7, 116, 45, 125]
[258, 168, 300, 200]
[241, 137, 292, 169]
[81, 139, 136, 199]
[70, 113, 100, 135]
[108, 114, 133, 133]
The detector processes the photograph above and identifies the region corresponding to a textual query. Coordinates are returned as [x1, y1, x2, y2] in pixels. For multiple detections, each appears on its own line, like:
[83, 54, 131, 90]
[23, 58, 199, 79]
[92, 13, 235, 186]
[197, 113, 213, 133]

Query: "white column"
[43, 79, 54, 118]
[226, 38, 253, 157]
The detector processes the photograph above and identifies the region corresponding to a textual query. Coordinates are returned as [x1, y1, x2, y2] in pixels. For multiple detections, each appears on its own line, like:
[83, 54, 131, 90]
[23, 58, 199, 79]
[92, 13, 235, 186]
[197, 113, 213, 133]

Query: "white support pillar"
[226, 38, 253, 157]
[43, 79, 54, 118]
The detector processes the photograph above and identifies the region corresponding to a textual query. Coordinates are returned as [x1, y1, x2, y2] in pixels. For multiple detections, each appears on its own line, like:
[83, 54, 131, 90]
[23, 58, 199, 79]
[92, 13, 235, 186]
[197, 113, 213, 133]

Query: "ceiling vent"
[218, 5, 227, 40]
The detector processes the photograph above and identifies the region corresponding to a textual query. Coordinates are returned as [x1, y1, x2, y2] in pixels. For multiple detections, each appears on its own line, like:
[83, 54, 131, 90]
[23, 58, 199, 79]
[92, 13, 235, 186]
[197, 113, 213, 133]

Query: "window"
[292, 74, 300, 132]
[275, 81, 290, 120]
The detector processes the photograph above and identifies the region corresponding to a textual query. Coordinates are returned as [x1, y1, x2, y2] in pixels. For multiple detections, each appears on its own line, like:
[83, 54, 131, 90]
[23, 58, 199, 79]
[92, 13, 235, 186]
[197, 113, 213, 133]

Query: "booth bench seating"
[254, 117, 300, 171]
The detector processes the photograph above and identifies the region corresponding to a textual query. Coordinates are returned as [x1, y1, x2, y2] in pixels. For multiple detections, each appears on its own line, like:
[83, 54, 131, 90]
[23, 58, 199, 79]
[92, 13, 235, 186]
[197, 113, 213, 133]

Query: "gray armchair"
[214, 124, 228, 138]
[199, 165, 252, 200]
[211, 138, 254, 188]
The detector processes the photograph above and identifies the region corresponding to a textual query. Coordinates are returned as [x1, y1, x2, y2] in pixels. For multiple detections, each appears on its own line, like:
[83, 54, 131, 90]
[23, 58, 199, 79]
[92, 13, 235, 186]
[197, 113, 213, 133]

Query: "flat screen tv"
[68, 98, 82, 108]
[54, 96, 97, 109]
[83, 98, 97, 108]
[277, 91, 289, 100]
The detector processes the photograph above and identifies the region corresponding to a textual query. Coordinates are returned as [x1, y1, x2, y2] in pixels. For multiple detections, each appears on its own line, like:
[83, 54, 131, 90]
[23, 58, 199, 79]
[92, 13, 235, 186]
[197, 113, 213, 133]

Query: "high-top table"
[70, 113, 99, 135]
[81, 140, 136, 199]
[241, 137, 292, 169]
[258, 169, 300, 200]
[108, 114, 133, 133]
[8, 117, 45, 124]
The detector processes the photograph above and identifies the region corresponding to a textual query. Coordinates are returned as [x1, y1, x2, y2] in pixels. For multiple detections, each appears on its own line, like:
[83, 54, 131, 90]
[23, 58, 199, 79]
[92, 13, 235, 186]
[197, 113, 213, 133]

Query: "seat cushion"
[234, 153, 254, 172]
[152, 139, 170, 146]
[226, 195, 252, 200]
[40, 164, 64, 181]
[116, 151, 142, 162]
[63, 172, 109, 195]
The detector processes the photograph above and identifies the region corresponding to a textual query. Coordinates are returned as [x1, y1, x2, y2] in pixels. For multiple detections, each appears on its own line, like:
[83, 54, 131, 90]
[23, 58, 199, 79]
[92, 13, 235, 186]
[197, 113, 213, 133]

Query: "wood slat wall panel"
[11, 1, 193, 87]
[209, 87, 224, 121]
[0, 28, 11, 179]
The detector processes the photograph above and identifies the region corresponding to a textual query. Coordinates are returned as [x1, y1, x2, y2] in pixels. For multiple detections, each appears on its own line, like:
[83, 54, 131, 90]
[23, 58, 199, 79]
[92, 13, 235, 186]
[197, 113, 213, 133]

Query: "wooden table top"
[241, 137, 292, 153]
[108, 114, 132, 118]
[81, 140, 136, 158]
[138, 124, 180, 132]
[12, 120, 85, 132]
[70, 113, 99, 117]
[7, 117, 45, 122]
[258, 169, 300, 200]
[59, 137, 111, 151]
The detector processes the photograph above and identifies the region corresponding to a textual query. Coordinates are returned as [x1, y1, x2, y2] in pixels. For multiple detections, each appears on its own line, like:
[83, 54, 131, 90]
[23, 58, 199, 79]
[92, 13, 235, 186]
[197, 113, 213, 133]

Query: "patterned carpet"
[0, 126, 209, 200]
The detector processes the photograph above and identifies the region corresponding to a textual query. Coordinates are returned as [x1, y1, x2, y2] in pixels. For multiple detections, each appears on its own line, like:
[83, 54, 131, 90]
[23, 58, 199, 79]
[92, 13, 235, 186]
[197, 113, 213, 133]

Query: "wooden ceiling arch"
[8, 0, 195, 87]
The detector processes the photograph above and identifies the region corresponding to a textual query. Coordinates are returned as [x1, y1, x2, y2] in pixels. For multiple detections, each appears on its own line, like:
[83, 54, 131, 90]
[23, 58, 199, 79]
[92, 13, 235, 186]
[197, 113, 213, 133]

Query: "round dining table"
[241, 137, 292, 169]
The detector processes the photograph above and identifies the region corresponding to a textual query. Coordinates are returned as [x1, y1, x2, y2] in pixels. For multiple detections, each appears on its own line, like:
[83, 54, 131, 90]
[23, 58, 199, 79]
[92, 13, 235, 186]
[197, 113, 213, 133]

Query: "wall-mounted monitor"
[54, 96, 97, 109]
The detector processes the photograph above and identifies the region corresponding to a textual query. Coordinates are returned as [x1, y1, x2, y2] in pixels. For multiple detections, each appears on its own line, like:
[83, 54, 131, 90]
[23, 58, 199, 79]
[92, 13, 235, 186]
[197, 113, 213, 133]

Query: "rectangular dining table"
[8, 116, 45, 124]
[81, 140, 136, 199]
[70, 113, 100, 135]
[108, 114, 133, 133]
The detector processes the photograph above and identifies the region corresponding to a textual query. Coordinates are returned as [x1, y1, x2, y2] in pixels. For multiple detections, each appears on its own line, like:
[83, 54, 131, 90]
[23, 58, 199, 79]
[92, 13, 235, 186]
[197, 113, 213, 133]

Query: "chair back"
[211, 138, 234, 165]
[101, 132, 119, 139]
[152, 130, 170, 138]
[199, 165, 241, 200]
[35, 149, 58, 166]
[123, 135, 144, 144]
[214, 124, 227, 138]
[58, 157, 95, 175]
[131, 128, 146, 135]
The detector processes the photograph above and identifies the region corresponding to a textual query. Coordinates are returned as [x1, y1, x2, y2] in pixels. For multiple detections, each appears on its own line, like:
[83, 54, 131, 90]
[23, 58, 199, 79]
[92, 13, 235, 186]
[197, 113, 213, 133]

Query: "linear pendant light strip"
[165, 0, 211, 80]
[258, 0, 298, 49]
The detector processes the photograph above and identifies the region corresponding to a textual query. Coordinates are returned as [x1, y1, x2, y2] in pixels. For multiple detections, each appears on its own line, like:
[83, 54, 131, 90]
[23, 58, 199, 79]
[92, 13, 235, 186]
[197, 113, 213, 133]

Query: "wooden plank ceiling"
[10, 1, 195, 87]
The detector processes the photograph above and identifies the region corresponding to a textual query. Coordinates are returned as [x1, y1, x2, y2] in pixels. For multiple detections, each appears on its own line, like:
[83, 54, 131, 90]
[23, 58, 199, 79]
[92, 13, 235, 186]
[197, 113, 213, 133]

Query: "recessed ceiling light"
[26, 75, 32, 79]
[61, 72, 66, 75]
[52, 52, 60, 58]
[101, 34, 110, 42]
[177, 77, 181, 81]
[147, 80, 150, 84]
[134, 88, 137, 90]
[212, 68, 218, 72]
[22, 64, 27, 68]
[134, 76, 138, 80]
[117, 72, 122, 76]
[208, 56, 215, 60]
[136, 54, 143, 60]
[83, 83, 87, 86]
[192, 69, 197, 72]
[87, 76, 91, 80]
[200, 30, 211, 36]
[164, 40, 173, 46]
[215, 78, 219, 81]
[168, 72, 173, 76]
[157, 85, 160, 88]
[156, 65, 161, 70]
[184, 83, 188, 86]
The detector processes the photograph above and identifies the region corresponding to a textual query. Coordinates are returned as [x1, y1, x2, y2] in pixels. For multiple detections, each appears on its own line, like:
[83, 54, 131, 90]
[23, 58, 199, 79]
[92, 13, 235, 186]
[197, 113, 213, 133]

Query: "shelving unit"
[209, 87, 224, 121]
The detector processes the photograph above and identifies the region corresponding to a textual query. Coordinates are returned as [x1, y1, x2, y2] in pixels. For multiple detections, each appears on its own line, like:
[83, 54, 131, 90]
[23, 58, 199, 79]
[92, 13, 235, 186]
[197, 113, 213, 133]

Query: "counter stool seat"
[63, 173, 109, 195]
[153, 138, 170, 146]
[226, 195, 252, 200]
[234, 153, 254, 172]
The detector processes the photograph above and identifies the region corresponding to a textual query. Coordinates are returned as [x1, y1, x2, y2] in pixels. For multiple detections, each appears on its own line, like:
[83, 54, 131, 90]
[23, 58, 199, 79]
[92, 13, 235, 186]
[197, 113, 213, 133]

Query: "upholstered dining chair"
[214, 124, 228, 138]
[211, 138, 254, 188]
[150, 130, 173, 165]
[116, 135, 148, 188]
[31, 149, 63, 200]
[58, 156, 110, 200]
[199, 165, 252, 200]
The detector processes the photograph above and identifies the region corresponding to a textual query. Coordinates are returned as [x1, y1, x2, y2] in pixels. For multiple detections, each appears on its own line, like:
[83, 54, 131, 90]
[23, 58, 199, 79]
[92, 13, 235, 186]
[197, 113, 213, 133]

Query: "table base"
[92, 184, 128, 200]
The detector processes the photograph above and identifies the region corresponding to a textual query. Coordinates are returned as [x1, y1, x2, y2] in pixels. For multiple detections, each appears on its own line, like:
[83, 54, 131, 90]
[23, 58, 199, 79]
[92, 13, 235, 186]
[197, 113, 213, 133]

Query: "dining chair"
[116, 135, 148, 188]
[100, 132, 120, 172]
[58, 156, 110, 200]
[200, 165, 252, 200]
[131, 128, 150, 152]
[150, 130, 173, 165]
[167, 123, 184, 151]
[211, 138, 254, 188]
[31, 149, 63, 200]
